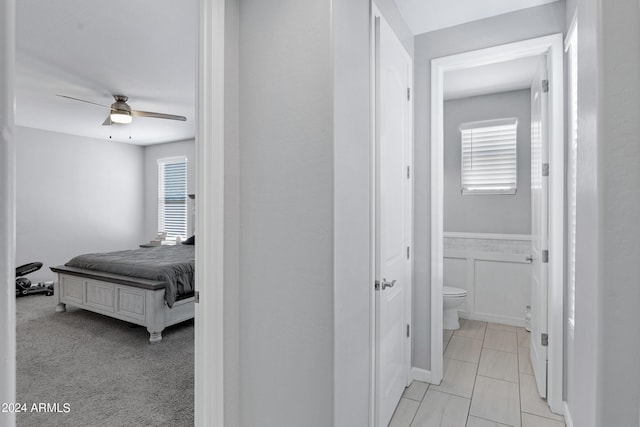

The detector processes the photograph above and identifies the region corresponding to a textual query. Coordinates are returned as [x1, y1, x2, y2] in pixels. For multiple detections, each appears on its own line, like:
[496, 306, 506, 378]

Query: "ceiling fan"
[57, 94, 187, 125]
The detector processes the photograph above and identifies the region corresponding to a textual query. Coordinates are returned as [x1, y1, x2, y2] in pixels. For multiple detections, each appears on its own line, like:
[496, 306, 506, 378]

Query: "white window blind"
[158, 157, 188, 240]
[460, 118, 518, 194]
[566, 21, 578, 334]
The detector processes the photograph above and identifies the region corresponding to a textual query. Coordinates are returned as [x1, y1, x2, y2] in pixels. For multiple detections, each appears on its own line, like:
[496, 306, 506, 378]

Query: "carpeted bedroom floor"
[16, 294, 194, 427]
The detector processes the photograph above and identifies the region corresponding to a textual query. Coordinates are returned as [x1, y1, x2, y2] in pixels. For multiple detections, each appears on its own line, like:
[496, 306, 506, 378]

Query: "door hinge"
[407, 165, 411, 179]
[541, 333, 549, 347]
[195, 291, 200, 303]
[407, 246, 410, 260]
[407, 87, 411, 101]
[542, 250, 549, 263]
[542, 163, 549, 177]
[542, 79, 549, 93]
[407, 324, 411, 338]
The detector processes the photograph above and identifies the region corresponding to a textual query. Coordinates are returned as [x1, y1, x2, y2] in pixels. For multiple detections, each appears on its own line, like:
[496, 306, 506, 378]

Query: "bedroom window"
[158, 156, 188, 240]
[460, 118, 518, 194]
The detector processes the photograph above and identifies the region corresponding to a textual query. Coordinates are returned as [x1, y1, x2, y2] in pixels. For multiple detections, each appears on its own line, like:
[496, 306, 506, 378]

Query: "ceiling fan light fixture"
[110, 110, 132, 124]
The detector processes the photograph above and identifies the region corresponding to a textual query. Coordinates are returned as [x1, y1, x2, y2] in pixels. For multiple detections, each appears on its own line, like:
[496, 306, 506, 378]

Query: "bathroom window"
[460, 118, 518, 194]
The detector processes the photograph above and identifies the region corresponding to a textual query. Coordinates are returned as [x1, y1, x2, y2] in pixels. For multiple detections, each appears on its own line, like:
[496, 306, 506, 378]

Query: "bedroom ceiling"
[16, 1, 556, 145]
[393, 0, 561, 35]
[16, 0, 197, 146]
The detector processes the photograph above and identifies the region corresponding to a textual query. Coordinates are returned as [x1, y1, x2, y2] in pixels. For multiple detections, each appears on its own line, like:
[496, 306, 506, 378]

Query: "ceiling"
[16, 0, 197, 146]
[444, 55, 543, 100]
[393, 0, 560, 35]
[16, 1, 553, 145]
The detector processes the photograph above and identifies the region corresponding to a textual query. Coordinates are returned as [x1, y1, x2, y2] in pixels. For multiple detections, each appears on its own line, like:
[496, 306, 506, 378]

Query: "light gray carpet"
[16, 294, 194, 427]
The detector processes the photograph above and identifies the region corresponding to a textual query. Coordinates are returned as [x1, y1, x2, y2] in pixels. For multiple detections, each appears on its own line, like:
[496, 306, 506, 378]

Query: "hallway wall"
[564, 0, 640, 425]
[238, 1, 334, 425]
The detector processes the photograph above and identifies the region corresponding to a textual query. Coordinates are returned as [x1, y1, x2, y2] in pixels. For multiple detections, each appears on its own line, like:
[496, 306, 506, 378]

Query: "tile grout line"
[471, 414, 512, 426]
[521, 409, 566, 423]
[517, 332, 524, 427]
[408, 383, 429, 427]
[465, 321, 487, 425]
[475, 373, 520, 385]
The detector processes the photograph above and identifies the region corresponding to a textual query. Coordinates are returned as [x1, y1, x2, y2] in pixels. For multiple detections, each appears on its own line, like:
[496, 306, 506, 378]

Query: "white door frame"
[430, 34, 564, 413]
[0, 2, 17, 426]
[0, 1, 226, 426]
[370, 4, 414, 426]
[195, 0, 226, 426]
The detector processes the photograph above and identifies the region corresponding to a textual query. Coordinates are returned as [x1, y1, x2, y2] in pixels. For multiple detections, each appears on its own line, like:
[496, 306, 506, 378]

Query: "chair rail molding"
[443, 231, 532, 241]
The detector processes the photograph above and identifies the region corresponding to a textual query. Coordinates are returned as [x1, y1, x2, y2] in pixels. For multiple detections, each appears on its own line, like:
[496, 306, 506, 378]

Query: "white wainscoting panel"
[444, 232, 531, 327]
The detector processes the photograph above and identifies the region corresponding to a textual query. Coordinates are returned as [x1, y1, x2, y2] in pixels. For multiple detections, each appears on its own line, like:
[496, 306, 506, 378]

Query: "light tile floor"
[389, 319, 566, 427]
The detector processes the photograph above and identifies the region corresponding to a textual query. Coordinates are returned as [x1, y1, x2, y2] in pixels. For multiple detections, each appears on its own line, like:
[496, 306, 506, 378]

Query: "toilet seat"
[443, 286, 467, 297]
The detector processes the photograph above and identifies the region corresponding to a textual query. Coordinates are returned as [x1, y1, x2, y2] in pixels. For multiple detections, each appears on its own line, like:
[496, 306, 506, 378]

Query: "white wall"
[565, 0, 640, 426]
[143, 139, 195, 240]
[412, 1, 565, 371]
[238, 1, 334, 425]
[15, 127, 144, 284]
[223, 1, 240, 425]
[599, 1, 640, 421]
[333, 0, 372, 426]
[444, 89, 531, 234]
[444, 234, 532, 325]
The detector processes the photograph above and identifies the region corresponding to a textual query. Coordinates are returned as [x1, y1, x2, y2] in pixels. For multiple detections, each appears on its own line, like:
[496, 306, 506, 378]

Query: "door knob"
[526, 255, 533, 263]
[380, 278, 396, 290]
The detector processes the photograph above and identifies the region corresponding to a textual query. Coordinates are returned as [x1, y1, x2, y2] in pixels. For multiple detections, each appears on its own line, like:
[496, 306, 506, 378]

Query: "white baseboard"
[563, 401, 574, 427]
[410, 367, 432, 384]
[460, 312, 527, 328]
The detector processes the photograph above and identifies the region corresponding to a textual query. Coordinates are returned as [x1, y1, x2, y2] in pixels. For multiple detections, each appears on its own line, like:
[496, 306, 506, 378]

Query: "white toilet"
[443, 286, 467, 330]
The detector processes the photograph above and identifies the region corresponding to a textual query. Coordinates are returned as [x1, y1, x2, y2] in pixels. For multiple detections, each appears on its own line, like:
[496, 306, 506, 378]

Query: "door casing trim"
[195, 0, 226, 425]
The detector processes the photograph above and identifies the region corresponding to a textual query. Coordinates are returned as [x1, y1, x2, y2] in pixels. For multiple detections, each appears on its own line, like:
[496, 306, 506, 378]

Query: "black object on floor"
[16, 262, 54, 297]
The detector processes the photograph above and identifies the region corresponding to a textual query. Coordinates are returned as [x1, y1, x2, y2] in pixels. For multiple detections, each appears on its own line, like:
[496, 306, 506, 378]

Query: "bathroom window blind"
[566, 20, 578, 334]
[158, 157, 188, 240]
[460, 118, 518, 194]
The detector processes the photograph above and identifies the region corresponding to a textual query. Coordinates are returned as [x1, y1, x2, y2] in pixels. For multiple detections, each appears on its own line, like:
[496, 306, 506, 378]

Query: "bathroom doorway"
[430, 34, 565, 413]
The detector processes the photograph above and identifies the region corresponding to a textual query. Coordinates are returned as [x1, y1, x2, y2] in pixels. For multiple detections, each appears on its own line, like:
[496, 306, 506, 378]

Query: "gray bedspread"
[65, 245, 194, 308]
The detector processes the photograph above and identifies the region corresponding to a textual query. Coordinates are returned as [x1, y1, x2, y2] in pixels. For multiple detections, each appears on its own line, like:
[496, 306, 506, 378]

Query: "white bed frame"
[50, 265, 195, 343]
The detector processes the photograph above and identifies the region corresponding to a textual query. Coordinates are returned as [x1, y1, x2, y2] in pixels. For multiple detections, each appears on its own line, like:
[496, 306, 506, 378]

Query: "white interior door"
[530, 55, 549, 399]
[374, 9, 412, 427]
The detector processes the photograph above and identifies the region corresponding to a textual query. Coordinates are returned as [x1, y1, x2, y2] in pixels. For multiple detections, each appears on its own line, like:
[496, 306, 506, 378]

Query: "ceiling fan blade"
[102, 116, 113, 126]
[57, 94, 110, 108]
[131, 110, 187, 121]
